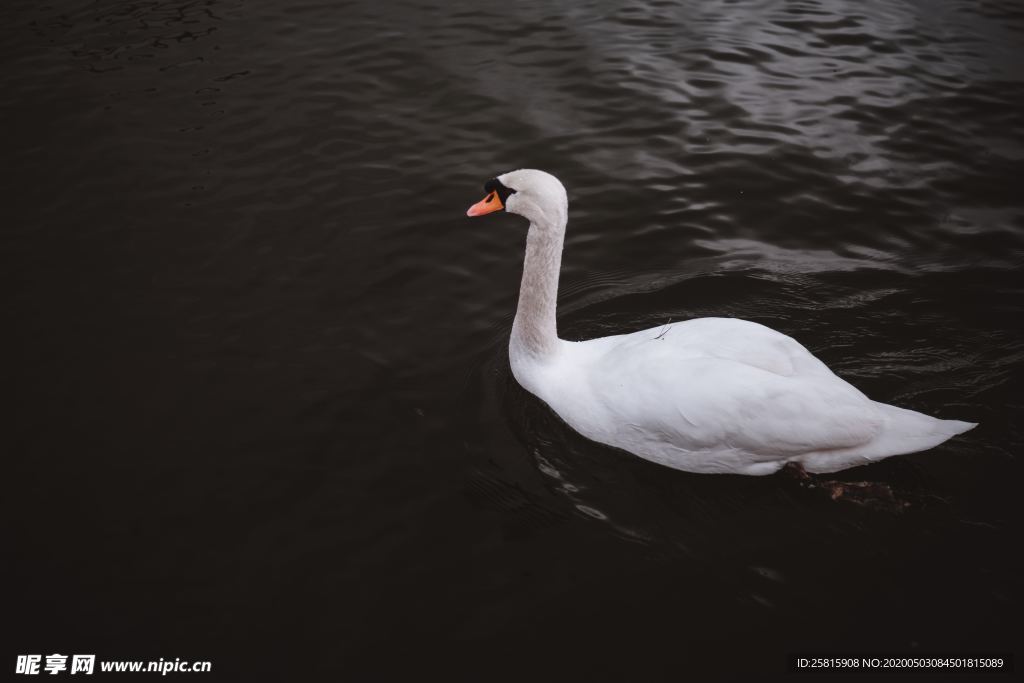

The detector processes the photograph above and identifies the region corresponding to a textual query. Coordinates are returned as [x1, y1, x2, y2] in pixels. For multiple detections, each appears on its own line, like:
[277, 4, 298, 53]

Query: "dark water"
[5, 0, 1022, 680]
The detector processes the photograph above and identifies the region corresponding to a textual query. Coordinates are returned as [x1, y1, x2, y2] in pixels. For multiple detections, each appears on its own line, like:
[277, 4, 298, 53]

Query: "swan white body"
[471, 169, 976, 475]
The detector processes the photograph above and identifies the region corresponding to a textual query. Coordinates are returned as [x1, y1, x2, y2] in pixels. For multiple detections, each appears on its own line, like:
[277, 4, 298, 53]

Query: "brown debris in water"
[781, 461, 913, 513]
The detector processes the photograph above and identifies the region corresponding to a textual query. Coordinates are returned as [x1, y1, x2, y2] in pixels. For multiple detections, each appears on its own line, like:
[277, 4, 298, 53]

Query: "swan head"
[466, 169, 567, 228]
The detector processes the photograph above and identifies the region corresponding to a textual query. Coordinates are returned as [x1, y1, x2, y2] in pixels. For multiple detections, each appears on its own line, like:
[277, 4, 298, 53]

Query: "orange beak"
[466, 190, 504, 217]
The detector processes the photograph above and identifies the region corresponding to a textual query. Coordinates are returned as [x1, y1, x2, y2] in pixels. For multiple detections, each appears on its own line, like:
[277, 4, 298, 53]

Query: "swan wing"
[572, 322, 883, 461]
[635, 316, 834, 377]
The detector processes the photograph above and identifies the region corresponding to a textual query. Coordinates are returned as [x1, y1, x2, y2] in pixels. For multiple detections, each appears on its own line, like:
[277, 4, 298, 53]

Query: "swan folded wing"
[651, 317, 836, 378]
[587, 351, 884, 457]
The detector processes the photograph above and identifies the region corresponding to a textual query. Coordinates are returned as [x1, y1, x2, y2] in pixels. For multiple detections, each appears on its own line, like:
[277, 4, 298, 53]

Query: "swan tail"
[801, 402, 977, 474]
[872, 401, 977, 446]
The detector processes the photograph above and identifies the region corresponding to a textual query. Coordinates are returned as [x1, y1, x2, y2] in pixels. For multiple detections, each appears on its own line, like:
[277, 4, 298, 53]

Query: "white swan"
[466, 169, 977, 475]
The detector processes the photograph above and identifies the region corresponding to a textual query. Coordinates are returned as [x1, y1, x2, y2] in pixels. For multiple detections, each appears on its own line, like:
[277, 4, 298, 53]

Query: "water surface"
[5, 0, 1022, 679]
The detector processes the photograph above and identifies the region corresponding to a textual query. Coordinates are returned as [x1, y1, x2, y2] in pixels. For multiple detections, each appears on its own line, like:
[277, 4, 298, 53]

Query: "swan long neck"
[511, 209, 566, 360]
